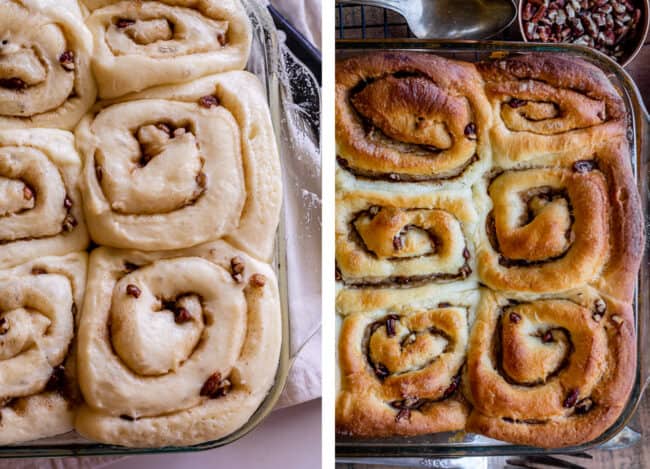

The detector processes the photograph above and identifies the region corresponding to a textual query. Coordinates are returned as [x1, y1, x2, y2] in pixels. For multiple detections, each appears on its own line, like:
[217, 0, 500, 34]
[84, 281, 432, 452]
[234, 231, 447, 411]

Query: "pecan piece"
[443, 375, 461, 398]
[174, 307, 192, 324]
[508, 98, 527, 108]
[116, 18, 135, 29]
[0, 78, 26, 90]
[59, 51, 75, 71]
[385, 315, 398, 337]
[230, 256, 245, 283]
[126, 284, 141, 298]
[575, 398, 593, 414]
[373, 363, 389, 379]
[464, 123, 477, 140]
[393, 234, 404, 251]
[563, 389, 580, 408]
[395, 408, 411, 422]
[62, 214, 77, 232]
[249, 273, 266, 287]
[200, 372, 232, 398]
[198, 95, 220, 108]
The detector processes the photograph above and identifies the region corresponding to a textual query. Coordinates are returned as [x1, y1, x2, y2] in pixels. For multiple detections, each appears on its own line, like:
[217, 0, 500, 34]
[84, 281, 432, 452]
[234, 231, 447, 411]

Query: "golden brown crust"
[336, 190, 477, 287]
[336, 52, 492, 185]
[476, 140, 643, 303]
[335, 51, 643, 447]
[464, 289, 635, 448]
[336, 286, 478, 437]
[477, 54, 626, 164]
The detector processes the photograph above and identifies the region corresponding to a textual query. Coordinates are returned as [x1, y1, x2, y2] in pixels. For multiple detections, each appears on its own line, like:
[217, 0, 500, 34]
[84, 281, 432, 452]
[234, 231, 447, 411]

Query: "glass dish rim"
[0, 0, 292, 458]
[335, 38, 650, 458]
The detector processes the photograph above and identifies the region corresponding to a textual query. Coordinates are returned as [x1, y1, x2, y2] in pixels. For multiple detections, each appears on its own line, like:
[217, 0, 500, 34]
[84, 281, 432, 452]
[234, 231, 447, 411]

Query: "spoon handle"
[336, 0, 406, 15]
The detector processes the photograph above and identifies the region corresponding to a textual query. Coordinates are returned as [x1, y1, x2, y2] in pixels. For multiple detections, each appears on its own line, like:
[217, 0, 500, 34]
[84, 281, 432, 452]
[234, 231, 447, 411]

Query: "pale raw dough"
[0, 129, 88, 269]
[84, 0, 251, 98]
[0, 252, 87, 444]
[77, 71, 282, 261]
[75, 240, 281, 447]
[0, 0, 96, 130]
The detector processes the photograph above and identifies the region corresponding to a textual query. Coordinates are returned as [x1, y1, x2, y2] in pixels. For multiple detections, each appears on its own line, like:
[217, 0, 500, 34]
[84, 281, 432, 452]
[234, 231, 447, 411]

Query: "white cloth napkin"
[269, 0, 322, 49]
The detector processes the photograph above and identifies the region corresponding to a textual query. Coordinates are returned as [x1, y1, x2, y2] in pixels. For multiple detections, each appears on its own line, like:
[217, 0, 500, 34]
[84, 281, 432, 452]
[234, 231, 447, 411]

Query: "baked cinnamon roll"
[0, 0, 96, 130]
[77, 72, 281, 261]
[0, 253, 87, 444]
[83, 0, 251, 99]
[477, 54, 626, 164]
[75, 241, 281, 447]
[464, 289, 635, 448]
[0, 129, 88, 269]
[476, 140, 642, 302]
[336, 285, 477, 437]
[335, 51, 643, 448]
[336, 190, 477, 287]
[336, 52, 492, 190]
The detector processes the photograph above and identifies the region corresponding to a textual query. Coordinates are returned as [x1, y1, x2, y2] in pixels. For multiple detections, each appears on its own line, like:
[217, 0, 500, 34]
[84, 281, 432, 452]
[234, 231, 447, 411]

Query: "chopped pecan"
[126, 284, 141, 298]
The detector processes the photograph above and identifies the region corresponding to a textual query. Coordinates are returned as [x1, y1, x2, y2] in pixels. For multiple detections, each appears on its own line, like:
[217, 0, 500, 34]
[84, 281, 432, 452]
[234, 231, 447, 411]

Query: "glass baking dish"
[336, 39, 650, 458]
[0, 0, 293, 458]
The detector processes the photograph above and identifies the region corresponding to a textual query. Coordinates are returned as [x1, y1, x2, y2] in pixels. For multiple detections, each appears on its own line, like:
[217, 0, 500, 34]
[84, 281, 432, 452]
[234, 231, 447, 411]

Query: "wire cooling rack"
[335, 3, 413, 39]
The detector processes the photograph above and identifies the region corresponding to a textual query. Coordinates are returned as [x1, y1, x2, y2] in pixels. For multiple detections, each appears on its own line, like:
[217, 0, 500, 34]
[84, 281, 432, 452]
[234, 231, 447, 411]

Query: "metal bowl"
[517, 0, 650, 67]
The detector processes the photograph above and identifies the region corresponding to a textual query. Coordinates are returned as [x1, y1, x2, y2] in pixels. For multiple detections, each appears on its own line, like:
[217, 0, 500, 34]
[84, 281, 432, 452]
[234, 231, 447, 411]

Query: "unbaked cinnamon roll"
[336, 190, 477, 287]
[476, 141, 642, 302]
[464, 289, 635, 448]
[75, 241, 281, 447]
[0, 129, 88, 269]
[0, 0, 96, 130]
[336, 52, 492, 190]
[0, 253, 87, 444]
[478, 54, 626, 164]
[336, 285, 477, 437]
[77, 72, 281, 261]
[83, 0, 251, 99]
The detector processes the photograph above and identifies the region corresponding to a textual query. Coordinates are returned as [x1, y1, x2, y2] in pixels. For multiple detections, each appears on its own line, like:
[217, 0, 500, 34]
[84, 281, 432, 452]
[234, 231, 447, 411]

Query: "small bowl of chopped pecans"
[519, 0, 650, 66]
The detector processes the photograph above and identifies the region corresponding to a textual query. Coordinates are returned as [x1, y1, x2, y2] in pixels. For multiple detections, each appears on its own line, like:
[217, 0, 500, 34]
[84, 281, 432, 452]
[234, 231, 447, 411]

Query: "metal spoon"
[337, 0, 517, 39]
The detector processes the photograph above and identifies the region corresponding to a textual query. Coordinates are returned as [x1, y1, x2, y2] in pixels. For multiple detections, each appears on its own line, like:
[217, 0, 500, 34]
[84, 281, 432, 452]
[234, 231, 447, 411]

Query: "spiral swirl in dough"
[336, 52, 492, 191]
[75, 241, 281, 447]
[83, 0, 251, 99]
[336, 190, 477, 287]
[464, 289, 635, 448]
[0, 0, 96, 130]
[476, 141, 642, 302]
[477, 54, 626, 164]
[77, 72, 281, 260]
[0, 253, 86, 444]
[336, 284, 477, 437]
[0, 129, 88, 269]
